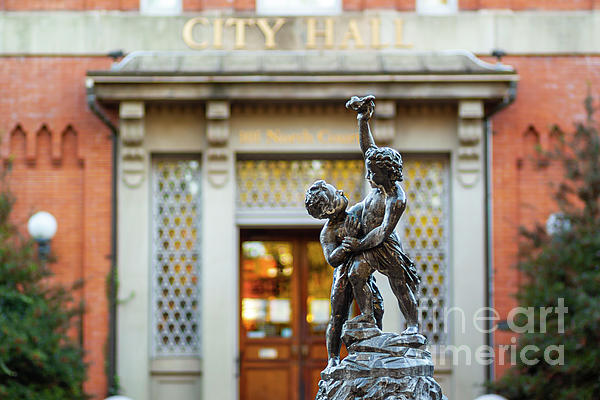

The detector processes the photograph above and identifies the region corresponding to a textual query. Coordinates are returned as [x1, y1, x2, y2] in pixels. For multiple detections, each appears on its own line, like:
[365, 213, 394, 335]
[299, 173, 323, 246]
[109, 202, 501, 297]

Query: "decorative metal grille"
[236, 159, 365, 209]
[402, 158, 449, 345]
[236, 156, 449, 344]
[152, 159, 202, 356]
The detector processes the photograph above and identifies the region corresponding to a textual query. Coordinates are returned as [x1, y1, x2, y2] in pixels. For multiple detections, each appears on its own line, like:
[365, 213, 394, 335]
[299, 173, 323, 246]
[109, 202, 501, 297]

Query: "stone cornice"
[1, 11, 599, 55]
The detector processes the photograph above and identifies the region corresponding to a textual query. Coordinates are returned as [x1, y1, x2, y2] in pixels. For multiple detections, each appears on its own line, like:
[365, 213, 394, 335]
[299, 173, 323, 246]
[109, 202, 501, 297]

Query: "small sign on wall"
[258, 348, 278, 359]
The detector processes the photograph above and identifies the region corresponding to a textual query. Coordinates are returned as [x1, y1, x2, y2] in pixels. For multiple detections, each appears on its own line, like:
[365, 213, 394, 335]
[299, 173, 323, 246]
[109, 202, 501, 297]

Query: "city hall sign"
[182, 16, 412, 51]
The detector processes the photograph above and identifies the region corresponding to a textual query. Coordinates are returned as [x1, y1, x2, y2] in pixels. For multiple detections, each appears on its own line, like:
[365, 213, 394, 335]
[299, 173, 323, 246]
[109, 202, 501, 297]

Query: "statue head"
[305, 180, 348, 220]
[365, 146, 403, 188]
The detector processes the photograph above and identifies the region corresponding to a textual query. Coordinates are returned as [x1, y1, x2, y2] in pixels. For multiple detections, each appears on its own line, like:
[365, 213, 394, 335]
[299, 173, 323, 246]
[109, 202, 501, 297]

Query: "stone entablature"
[1, 11, 600, 55]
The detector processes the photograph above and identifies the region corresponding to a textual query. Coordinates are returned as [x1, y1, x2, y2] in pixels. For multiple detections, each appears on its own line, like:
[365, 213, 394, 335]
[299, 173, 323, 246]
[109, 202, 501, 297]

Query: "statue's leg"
[388, 271, 419, 335]
[326, 266, 353, 367]
[368, 276, 384, 330]
[348, 257, 375, 324]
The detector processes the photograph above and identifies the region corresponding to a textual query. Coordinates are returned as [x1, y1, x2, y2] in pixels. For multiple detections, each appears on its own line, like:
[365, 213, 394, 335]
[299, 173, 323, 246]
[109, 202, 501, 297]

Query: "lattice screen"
[402, 158, 449, 345]
[236, 156, 449, 344]
[237, 159, 365, 210]
[152, 159, 202, 356]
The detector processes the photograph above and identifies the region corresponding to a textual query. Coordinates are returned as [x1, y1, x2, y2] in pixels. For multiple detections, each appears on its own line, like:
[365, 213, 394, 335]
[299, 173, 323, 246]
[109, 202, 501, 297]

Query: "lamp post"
[27, 211, 57, 260]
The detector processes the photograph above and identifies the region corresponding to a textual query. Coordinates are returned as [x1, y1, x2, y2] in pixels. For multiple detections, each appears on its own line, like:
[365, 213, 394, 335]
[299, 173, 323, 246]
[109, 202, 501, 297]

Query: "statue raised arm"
[343, 95, 421, 335]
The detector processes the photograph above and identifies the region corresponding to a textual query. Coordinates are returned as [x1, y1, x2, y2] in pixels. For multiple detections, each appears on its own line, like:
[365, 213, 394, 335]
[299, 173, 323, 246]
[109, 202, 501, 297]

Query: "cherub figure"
[305, 180, 384, 369]
[343, 95, 420, 336]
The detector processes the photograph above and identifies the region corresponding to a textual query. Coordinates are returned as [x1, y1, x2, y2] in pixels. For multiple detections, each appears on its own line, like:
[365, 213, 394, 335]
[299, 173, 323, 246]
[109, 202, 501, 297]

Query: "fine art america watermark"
[418, 298, 568, 367]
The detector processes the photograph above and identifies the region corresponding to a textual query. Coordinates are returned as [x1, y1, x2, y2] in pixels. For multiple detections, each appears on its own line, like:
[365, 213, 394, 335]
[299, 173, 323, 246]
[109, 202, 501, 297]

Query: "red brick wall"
[1, 0, 137, 10]
[488, 55, 600, 377]
[460, 0, 598, 10]
[0, 57, 114, 399]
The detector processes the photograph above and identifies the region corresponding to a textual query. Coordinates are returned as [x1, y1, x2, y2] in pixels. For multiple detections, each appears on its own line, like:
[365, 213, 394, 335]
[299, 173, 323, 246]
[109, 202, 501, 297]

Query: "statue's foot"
[325, 357, 340, 370]
[401, 325, 419, 336]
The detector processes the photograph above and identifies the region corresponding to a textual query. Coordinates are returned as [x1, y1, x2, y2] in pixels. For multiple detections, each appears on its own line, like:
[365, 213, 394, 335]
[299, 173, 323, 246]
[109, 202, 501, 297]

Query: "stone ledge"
[109, 50, 514, 75]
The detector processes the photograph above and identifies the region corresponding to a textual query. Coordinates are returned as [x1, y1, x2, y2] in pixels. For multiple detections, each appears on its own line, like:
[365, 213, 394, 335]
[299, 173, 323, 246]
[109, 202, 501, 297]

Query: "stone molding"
[373, 100, 395, 144]
[206, 101, 231, 187]
[457, 100, 484, 188]
[119, 101, 146, 188]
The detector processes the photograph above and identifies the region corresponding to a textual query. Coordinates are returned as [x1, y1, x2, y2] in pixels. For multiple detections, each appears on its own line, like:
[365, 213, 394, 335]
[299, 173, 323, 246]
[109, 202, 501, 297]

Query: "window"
[417, 0, 457, 15]
[402, 158, 450, 345]
[236, 158, 364, 211]
[141, 0, 181, 15]
[152, 158, 202, 356]
[236, 156, 450, 344]
[256, 0, 341, 15]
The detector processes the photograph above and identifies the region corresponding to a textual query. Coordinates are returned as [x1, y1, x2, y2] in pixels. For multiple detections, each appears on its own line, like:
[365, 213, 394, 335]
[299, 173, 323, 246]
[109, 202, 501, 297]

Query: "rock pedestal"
[315, 321, 445, 400]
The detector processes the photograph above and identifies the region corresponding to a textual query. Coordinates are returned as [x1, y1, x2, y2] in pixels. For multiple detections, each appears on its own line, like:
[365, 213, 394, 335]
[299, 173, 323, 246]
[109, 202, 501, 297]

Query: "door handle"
[291, 344, 299, 358]
[301, 344, 309, 357]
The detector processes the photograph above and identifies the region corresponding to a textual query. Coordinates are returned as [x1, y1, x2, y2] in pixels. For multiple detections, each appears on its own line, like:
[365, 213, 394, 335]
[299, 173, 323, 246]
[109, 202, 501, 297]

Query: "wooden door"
[239, 230, 332, 400]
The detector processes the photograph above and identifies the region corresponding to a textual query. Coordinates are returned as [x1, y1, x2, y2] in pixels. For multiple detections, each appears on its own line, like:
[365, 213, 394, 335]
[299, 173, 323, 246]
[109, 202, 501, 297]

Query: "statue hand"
[342, 237, 360, 252]
[346, 95, 375, 120]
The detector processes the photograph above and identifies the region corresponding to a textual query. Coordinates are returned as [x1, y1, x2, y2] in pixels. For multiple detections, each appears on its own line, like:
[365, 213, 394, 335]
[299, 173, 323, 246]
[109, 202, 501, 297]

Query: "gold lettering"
[317, 130, 328, 143]
[340, 19, 365, 49]
[301, 129, 313, 143]
[239, 129, 261, 144]
[395, 18, 413, 48]
[370, 18, 388, 49]
[266, 129, 281, 143]
[182, 17, 209, 50]
[213, 18, 224, 49]
[226, 18, 255, 49]
[317, 130, 358, 144]
[256, 18, 287, 50]
[306, 18, 334, 49]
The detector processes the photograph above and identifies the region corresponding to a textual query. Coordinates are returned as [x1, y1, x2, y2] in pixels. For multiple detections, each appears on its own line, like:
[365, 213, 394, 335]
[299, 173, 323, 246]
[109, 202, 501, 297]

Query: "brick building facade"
[1, 2, 598, 399]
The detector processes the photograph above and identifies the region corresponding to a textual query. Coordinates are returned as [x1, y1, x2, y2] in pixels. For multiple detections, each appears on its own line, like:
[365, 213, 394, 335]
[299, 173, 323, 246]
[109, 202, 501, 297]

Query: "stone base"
[315, 321, 445, 400]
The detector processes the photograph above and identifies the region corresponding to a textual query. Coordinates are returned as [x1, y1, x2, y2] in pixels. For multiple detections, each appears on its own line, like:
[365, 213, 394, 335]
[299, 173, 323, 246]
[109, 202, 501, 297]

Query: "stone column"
[451, 100, 486, 399]
[202, 101, 238, 400]
[117, 101, 151, 400]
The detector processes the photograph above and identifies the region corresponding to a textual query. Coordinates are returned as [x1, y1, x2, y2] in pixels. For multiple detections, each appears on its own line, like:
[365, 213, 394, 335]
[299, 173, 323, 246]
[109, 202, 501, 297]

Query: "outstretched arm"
[358, 115, 376, 156]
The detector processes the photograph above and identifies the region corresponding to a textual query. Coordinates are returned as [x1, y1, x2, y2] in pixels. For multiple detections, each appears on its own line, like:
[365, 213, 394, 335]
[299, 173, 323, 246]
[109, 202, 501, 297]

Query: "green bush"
[0, 174, 89, 400]
[489, 96, 600, 399]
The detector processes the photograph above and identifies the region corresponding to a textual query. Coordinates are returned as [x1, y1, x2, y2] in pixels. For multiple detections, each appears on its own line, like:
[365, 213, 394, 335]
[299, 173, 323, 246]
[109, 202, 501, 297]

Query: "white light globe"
[546, 212, 571, 236]
[474, 395, 508, 400]
[104, 396, 134, 400]
[27, 211, 57, 241]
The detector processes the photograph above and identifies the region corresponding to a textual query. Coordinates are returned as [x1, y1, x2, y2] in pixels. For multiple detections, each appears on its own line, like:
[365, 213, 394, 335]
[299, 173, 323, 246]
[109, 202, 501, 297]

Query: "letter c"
[183, 17, 209, 50]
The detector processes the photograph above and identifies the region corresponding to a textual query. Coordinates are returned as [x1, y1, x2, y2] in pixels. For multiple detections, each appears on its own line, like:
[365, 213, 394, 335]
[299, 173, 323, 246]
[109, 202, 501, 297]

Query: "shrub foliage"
[0, 175, 88, 399]
[490, 96, 600, 399]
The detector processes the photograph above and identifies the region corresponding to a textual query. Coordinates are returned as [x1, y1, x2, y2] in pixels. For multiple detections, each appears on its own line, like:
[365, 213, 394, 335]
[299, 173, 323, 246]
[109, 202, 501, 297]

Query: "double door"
[239, 230, 342, 400]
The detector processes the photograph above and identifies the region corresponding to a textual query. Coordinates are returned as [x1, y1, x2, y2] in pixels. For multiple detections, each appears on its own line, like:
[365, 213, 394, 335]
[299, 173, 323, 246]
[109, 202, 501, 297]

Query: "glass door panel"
[241, 241, 294, 339]
[305, 241, 332, 337]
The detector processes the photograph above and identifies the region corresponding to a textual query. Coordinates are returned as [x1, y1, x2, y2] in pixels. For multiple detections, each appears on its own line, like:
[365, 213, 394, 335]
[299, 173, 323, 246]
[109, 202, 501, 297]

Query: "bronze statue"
[341, 95, 420, 335]
[305, 180, 384, 370]
[309, 96, 445, 400]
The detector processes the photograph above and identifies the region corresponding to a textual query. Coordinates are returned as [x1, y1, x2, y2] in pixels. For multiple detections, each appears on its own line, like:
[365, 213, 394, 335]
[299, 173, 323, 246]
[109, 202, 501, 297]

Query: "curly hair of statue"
[365, 146, 404, 183]
[305, 180, 333, 219]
